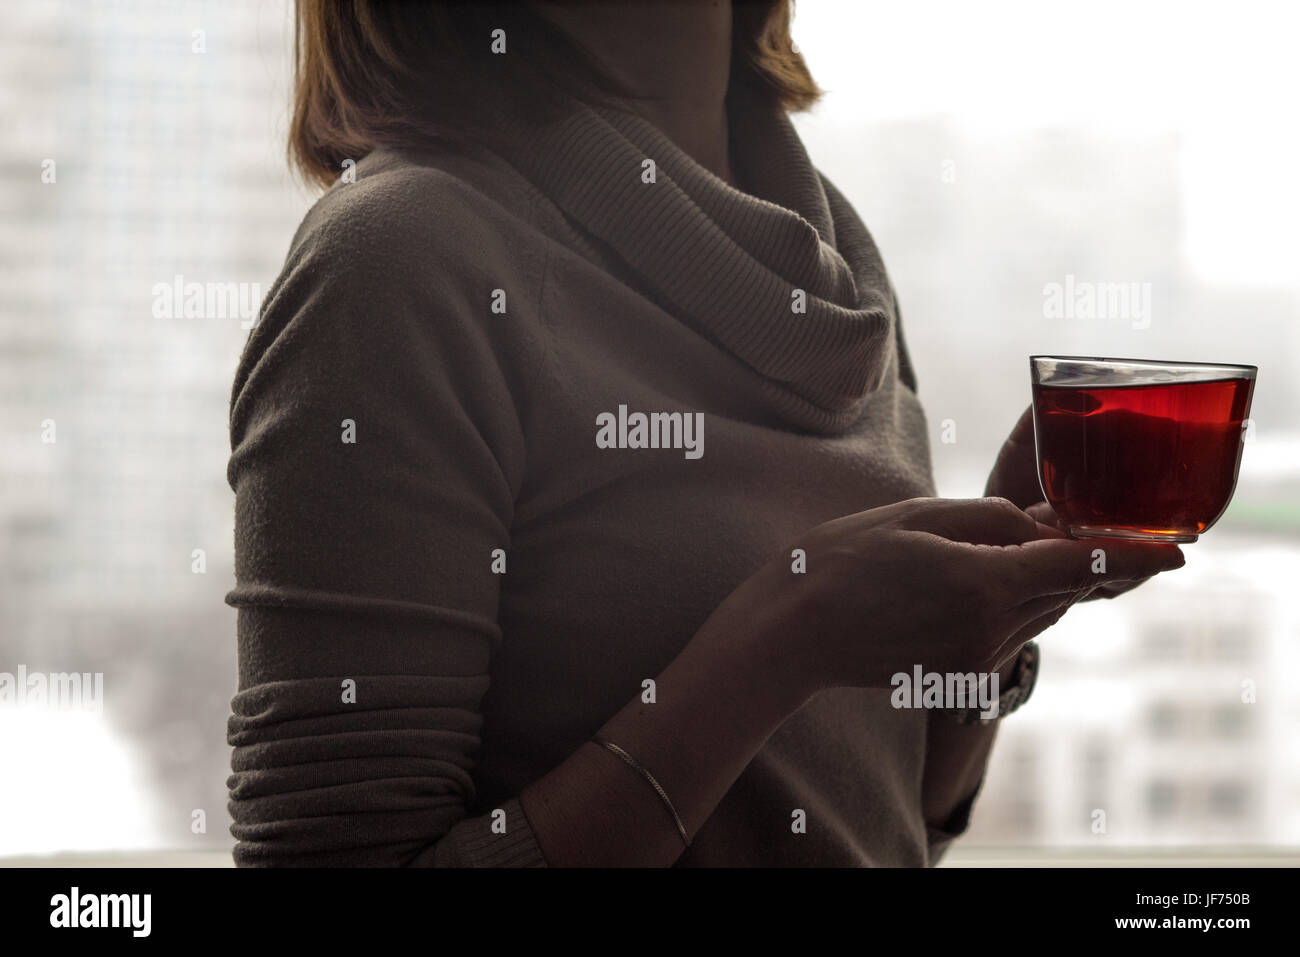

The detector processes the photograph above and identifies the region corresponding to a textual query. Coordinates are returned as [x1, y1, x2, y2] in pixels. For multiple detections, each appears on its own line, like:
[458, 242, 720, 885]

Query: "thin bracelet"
[592, 735, 691, 850]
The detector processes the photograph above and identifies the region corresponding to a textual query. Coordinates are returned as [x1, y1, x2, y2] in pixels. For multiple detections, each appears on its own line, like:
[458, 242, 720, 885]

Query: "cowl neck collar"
[493, 78, 897, 434]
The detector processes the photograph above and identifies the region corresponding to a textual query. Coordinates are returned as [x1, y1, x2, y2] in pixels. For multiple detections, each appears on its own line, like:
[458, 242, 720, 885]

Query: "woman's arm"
[518, 606, 812, 866]
[226, 169, 560, 866]
[226, 169, 818, 867]
[919, 656, 1017, 864]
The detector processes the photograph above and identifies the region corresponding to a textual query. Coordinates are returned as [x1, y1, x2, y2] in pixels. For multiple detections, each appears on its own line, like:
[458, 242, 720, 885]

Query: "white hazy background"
[0, 0, 1296, 859]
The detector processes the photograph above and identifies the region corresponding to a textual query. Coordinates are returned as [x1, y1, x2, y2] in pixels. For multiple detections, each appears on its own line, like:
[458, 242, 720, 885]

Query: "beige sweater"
[225, 77, 959, 865]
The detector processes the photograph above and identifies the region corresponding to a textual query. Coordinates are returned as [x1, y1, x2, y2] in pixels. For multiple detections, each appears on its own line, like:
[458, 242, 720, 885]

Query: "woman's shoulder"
[233, 145, 552, 440]
[285, 144, 548, 281]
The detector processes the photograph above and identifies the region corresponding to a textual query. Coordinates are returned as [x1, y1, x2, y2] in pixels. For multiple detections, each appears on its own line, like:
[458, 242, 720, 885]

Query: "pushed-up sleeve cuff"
[428, 796, 548, 867]
[925, 780, 981, 867]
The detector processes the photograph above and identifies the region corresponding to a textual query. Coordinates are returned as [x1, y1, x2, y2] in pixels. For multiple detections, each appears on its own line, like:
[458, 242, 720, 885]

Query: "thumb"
[900, 496, 1061, 546]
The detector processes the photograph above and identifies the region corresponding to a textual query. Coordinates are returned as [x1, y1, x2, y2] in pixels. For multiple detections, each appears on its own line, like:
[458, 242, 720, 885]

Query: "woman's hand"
[984, 405, 1152, 601]
[697, 496, 1185, 696]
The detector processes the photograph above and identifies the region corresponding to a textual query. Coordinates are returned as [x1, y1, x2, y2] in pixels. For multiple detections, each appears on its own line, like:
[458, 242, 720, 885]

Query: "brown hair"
[290, 1, 822, 190]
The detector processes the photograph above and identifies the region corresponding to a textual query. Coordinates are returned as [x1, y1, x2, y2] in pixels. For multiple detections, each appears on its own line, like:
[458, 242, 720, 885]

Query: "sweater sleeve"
[924, 783, 980, 867]
[225, 167, 550, 866]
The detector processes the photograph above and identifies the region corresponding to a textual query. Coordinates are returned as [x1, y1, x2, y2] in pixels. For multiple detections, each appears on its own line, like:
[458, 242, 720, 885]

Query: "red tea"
[1032, 377, 1253, 540]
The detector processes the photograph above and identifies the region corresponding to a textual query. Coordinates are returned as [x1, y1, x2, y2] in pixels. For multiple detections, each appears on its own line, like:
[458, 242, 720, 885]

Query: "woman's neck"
[529, 0, 736, 185]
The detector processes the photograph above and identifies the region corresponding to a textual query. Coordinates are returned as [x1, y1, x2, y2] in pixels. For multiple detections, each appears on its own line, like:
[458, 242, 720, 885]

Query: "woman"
[225, 0, 1182, 866]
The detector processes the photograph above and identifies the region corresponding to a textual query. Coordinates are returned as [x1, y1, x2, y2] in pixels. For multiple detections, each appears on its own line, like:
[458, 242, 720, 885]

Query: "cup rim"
[1029, 354, 1257, 377]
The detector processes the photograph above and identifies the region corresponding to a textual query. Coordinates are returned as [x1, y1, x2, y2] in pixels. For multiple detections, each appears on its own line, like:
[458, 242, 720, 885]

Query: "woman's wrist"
[519, 613, 815, 866]
[692, 555, 835, 700]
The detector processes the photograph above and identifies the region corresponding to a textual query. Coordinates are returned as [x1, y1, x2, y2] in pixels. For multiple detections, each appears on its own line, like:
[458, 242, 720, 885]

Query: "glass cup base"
[1068, 525, 1199, 544]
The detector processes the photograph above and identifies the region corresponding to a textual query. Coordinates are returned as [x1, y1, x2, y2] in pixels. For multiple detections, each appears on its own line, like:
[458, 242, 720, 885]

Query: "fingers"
[1009, 590, 1077, 624]
[1005, 404, 1036, 446]
[990, 604, 1070, 670]
[898, 496, 1063, 547]
[996, 536, 1185, 598]
[1000, 586, 1090, 644]
[1024, 501, 1061, 528]
[1084, 575, 1152, 601]
[983, 406, 1043, 507]
[987, 587, 1090, 671]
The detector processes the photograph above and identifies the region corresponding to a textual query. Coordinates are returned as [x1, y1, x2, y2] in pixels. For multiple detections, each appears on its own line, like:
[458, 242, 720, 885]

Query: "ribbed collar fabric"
[491, 78, 896, 434]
